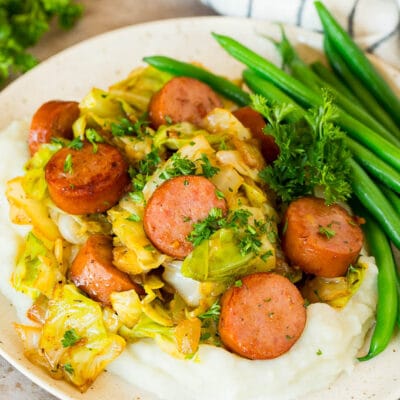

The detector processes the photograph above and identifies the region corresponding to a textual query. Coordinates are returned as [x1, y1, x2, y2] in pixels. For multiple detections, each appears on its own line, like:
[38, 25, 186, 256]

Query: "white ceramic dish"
[0, 16, 399, 400]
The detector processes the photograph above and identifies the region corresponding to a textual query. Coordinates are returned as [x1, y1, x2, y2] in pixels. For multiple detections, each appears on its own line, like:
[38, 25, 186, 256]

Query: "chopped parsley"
[215, 189, 225, 200]
[61, 329, 81, 348]
[187, 207, 270, 257]
[234, 279, 243, 287]
[318, 223, 336, 239]
[198, 302, 221, 323]
[126, 213, 141, 222]
[128, 146, 162, 201]
[316, 349, 323, 356]
[68, 136, 84, 150]
[187, 207, 226, 246]
[199, 153, 220, 178]
[63, 153, 73, 174]
[159, 153, 196, 180]
[85, 128, 104, 153]
[64, 363, 74, 374]
[110, 113, 150, 138]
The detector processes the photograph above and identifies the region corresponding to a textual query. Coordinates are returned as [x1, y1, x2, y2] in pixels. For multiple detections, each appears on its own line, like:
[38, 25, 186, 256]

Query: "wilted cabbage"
[15, 284, 125, 392]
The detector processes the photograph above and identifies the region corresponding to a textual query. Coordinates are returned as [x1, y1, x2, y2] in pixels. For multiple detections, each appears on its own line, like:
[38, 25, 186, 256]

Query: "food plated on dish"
[0, 3, 399, 400]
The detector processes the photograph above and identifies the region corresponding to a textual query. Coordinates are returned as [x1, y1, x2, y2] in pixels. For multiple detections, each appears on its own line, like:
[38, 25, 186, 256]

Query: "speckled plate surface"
[0, 16, 399, 400]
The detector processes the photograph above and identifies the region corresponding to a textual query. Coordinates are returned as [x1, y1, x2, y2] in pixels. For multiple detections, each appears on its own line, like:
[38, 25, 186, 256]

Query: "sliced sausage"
[70, 234, 142, 306]
[281, 197, 364, 278]
[45, 142, 130, 215]
[29, 100, 80, 155]
[233, 106, 279, 164]
[218, 272, 306, 360]
[149, 76, 222, 128]
[143, 175, 227, 259]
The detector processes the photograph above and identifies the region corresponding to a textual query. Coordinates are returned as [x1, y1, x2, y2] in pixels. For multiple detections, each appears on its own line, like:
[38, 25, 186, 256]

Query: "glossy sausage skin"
[45, 142, 130, 215]
[219, 272, 306, 360]
[233, 106, 279, 164]
[281, 197, 364, 277]
[149, 76, 222, 128]
[70, 234, 142, 306]
[29, 100, 80, 155]
[143, 175, 227, 259]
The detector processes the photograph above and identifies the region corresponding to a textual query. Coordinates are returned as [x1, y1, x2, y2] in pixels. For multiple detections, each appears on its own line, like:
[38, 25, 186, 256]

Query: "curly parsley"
[252, 94, 352, 205]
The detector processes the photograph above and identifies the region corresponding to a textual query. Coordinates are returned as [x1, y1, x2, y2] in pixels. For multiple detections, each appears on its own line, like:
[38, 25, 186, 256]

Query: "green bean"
[314, 1, 400, 126]
[379, 184, 400, 215]
[212, 32, 400, 172]
[346, 138, 400, 194]
[311, 61, 360, 105]
[142, 55, 250, 106]
[349, 158, 400, 249]
[351, 202, 398, 361]
[324, 37, 400, 141]
[273, 32, 400, 146]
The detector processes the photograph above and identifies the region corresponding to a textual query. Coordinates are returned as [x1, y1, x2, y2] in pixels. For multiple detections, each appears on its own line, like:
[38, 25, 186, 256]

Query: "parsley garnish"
[63, 153, 73, 174]
[68, 136, 84, 150]
[126, 213, 141, 222]
[187, 207, 226, 246]
[110, 113, 150, 138]
[253, 93, 352, 205]
[64, 363, 74, 374]
[61, 329, 81, 348]
[187, 208, 268, 256]
[85, 128, 104, 153]
[159, 153, 196, 180]
[199, 153, 220, 178]
[198, 302, 221, 323]
[128, 146, 161, 201]
[318, 224, 336, 239]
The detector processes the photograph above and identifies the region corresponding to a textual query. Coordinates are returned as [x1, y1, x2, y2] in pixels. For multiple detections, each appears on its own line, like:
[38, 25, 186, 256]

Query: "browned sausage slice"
[218, 272, 306, 360]
[281, 197, 364, 277]
[45, 142, 130, 215]
[29, 100, 80, 155]
[70, 234, 142, 306]
[143, 175, 227, 259]
[233, 106, 279, 164]
[149, 76, 222, 128]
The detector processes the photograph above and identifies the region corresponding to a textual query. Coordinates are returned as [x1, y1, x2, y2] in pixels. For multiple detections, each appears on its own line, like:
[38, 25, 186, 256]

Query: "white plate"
[0, 16, 399, 400]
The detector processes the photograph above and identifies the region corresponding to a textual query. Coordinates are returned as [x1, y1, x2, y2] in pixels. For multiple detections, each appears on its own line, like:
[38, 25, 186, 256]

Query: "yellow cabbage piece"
[16, 284, 125, 392]
[12, 231, 65, 299]
[6, 177, 60, 241]
[301, 261, 367, 308]
[109, 66, 173, 113]
[182, 227, 275, 283]
[108, 197, 166, 274]
[22, 142, 61, 200]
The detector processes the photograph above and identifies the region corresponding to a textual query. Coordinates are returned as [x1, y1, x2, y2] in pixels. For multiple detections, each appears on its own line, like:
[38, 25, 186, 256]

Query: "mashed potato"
[0, 121, 378, 400]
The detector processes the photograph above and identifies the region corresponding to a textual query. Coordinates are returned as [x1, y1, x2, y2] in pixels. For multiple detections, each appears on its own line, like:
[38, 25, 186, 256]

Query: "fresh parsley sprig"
[252, 93, 352, 205]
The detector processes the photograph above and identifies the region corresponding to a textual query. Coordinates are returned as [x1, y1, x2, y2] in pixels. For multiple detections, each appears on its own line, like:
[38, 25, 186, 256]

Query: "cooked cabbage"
[15, 284, 125, 392]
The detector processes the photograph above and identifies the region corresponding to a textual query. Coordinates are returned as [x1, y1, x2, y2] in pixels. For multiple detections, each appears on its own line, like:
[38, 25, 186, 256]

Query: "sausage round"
[70, 234, 142, 306]
[149, 76, 222, 128]
[281, 197, 364, 277]
[233, 106, 279, 164]
[29, 100, 80, 155]
[45, 142, 130, 215]
[218, 272, 306, 360]
[143, 175, 227, 259]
